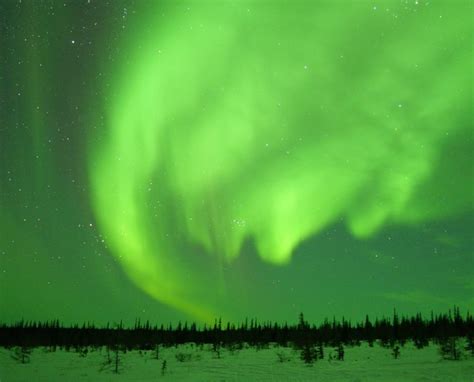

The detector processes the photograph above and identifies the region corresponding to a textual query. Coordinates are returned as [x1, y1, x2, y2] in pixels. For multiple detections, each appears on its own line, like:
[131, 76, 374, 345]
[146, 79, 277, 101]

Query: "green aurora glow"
[1, 1, 473, 325]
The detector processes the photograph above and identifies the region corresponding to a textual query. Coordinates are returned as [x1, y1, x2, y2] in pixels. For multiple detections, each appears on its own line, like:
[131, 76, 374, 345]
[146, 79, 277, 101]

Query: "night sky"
[0, 1, 472, 326]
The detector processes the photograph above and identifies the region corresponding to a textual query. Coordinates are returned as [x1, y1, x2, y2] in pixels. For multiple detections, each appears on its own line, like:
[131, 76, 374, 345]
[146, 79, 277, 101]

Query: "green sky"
[0, 0, 472, 326]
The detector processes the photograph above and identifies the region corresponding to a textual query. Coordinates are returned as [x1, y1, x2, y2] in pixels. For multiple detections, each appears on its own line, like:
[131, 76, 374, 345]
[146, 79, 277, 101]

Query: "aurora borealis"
[1, 1, 473, 325]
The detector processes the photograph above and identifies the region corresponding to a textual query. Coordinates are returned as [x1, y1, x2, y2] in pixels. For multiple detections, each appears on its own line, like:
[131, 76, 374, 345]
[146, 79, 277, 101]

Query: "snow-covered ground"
[0, 342, 473, 381]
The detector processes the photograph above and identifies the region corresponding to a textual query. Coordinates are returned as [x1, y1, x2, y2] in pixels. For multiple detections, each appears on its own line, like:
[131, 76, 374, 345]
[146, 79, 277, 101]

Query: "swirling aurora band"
[87, 2, 472, 321]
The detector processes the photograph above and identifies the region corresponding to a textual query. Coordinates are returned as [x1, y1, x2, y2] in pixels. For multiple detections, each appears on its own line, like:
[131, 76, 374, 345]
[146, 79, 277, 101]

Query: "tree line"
[0, 307, 472, 355]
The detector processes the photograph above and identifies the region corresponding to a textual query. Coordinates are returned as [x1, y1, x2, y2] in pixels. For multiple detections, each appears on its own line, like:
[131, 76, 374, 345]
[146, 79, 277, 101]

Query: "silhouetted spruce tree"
[212, 341, 221, 359]
[112, 345, 124, 374]
[465, 334, 474, 357]
[336, 343, 344, 361]
[439, 337, 462, 360]
[317, 342, 324, 359]
[11, 346, 31, 364]
[100, 345, 124, 374]
[152, 344, 160, 360]
[392, 309, 400, 341]
[391, 344, 400, 359]
[298, 313, 308, 330]
[300, 343, 318, 365]
[364, 315, 374, 347]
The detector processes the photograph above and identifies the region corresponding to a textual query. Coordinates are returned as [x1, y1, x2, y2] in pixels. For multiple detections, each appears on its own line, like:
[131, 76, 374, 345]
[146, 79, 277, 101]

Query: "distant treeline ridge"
[1, 307, 472, 349]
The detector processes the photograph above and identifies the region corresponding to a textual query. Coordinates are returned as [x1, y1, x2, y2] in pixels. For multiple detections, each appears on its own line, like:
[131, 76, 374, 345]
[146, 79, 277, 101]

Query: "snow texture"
[1, 342, 473, 381]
